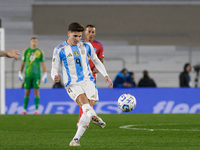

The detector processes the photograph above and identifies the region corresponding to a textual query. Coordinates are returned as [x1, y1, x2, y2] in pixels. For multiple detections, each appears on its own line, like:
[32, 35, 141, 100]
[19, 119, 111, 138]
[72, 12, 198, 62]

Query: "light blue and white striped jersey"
[51, 40, 102, 87]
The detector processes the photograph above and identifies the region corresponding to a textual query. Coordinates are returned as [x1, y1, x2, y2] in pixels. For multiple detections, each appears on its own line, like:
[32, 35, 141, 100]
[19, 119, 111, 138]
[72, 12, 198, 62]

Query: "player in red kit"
[78, 24, 104, 122]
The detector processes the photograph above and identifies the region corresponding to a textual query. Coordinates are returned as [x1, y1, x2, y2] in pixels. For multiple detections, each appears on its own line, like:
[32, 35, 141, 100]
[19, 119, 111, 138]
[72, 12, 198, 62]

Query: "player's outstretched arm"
[6, 49, 20, 59]
[0, 49, 20, 59]
[92, 57, 104, 74]
[105, 76, 113, 89]
[91, 55, 113, 88]
[0, 50, 8, 57]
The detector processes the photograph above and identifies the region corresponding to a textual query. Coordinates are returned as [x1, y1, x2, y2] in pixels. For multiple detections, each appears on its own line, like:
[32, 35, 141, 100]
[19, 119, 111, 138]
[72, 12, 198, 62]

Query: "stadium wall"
[5, 88, 200, 114]
[32, 3, 200, 45]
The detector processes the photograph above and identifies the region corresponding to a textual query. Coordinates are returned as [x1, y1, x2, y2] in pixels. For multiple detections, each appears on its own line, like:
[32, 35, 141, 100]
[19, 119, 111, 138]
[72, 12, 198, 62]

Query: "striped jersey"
[51, 40, 100, 87]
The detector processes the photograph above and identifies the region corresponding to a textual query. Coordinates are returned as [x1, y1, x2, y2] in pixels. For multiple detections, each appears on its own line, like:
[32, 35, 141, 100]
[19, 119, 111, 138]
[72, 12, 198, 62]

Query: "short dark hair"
[121, 68, 128, 74]
[30, 37, 38, 40]
[184, 63, 190, 71]
[86, 24, 95, 28]
[68, 22, 85, 32]
[143, 70, 149, 77]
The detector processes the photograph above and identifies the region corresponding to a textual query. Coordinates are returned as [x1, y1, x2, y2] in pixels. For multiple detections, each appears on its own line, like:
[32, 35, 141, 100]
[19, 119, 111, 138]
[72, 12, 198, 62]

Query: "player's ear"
[67, 31, 70, 37]
[67, 31, 73, 37]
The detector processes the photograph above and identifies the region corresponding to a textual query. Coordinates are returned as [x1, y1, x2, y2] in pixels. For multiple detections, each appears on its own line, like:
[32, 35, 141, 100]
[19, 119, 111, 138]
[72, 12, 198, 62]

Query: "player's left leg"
[89, 100, 106, 128]
[34, 88, 40, 114]
[78, 77, 97, 124]
[33, 78, 40, 114]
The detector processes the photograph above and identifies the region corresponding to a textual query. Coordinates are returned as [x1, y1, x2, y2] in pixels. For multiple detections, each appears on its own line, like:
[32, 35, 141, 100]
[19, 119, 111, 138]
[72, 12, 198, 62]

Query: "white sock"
[74, 113, 90, 140]
[82, 103, 97, 119]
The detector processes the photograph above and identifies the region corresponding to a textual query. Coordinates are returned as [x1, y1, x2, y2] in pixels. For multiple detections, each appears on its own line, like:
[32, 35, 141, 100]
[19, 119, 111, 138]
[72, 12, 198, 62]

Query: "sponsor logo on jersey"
[74, 51, 79, 56]
[34, 50, 41, 58]
[67, 53, 73, 58]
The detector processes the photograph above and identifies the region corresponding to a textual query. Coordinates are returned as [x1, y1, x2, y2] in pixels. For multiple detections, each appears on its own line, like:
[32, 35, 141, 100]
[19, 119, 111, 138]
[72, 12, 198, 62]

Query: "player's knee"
[88, 100, 96, 108]
[76, 94, 89, 106]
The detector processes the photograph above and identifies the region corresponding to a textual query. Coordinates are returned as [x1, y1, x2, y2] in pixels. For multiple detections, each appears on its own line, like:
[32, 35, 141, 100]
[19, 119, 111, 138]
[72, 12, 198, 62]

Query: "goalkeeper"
[18, 37, 47, 114]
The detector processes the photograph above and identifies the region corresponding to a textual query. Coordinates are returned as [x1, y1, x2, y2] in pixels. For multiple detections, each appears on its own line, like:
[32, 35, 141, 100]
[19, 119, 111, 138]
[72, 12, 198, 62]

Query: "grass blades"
[0, 114, 200, 150]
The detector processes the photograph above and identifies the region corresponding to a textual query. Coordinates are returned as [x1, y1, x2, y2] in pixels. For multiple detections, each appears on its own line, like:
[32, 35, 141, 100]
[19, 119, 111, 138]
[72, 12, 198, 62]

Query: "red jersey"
[86, 39, 104, 81]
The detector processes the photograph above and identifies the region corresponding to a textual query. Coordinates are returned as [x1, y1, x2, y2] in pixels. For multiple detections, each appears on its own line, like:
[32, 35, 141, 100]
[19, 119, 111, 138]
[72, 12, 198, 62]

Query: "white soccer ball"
[118, 93, 137, 112]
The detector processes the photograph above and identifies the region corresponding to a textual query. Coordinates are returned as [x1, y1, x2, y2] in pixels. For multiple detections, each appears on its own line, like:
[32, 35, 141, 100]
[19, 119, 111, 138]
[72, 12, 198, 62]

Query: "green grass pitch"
[0, 114, 200, 150]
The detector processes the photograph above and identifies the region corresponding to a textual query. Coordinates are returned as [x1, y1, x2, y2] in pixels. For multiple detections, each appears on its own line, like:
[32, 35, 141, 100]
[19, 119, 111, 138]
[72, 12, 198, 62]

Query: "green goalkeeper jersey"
[22, 48, 45, 78]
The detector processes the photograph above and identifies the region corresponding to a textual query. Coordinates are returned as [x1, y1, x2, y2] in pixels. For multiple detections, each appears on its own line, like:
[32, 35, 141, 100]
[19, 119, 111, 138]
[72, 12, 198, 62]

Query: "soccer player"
[51, 22, 113, 146]
[78, 24, 104, 123]
[0, 49, 20, 59]
[18, 37, 47, 114]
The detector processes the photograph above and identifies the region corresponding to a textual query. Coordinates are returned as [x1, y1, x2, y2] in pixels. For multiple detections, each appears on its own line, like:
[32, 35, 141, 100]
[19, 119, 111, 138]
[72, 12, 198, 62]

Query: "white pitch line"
[119, 124, 200, 132]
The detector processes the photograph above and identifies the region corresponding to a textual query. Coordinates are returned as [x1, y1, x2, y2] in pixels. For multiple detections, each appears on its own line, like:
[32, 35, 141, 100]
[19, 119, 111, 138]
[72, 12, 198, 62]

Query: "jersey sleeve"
[86, 43, 108, 77]
[51, 47, 61, 80]
[22, 49, 27, 62]
[40, 50, 45, 62]
[86, 42, 98, 62]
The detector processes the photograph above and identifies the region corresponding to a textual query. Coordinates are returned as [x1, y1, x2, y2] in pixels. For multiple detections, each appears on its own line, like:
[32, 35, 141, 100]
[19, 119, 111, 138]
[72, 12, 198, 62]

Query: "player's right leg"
[21, 76, 32, 114]
[22, 89, 30, 115]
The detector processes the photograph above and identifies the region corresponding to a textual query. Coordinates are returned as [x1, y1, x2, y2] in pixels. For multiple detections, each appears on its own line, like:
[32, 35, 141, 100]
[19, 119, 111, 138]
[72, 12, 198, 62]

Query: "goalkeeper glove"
[18, 71, 24, 81]
[41, 72, 47, 84]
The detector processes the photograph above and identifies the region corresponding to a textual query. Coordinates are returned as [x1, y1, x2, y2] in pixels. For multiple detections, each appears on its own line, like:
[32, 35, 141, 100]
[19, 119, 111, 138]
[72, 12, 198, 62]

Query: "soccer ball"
[118, 93, 136, 112]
